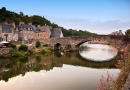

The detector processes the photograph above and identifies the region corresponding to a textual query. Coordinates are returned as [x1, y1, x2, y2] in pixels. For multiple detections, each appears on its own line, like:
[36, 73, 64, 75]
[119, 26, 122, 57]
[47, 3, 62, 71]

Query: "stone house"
[38, 25, 51, 38]
[0, 21, 64, 42]
[18, 22, 48, 41]
[34, 30, 47, 40]
[18, 22, 36, 41]
[111, 30, 123, 35]
[0, 22, 18, 41]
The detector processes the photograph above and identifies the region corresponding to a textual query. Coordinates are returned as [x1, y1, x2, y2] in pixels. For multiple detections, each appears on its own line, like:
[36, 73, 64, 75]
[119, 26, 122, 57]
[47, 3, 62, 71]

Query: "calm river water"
[0, 43, 120, 90]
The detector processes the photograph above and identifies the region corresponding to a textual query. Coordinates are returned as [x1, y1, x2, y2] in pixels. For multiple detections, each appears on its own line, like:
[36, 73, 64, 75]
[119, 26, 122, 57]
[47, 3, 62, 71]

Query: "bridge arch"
[54, 43, 61, 50]
[76, 40, 91, 47]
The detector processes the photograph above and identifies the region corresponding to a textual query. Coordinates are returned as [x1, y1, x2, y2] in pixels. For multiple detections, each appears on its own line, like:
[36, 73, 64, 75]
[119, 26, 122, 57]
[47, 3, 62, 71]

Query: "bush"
[40, 48, 52, 55]
[36, 40, 41, 48]
[9, 49, 22, 57]
[43, 44, 48, 47]
[36, 56, 41, 63]
[12, 44, 16, 49]
[19, 56, 28, 63]
[9, 43, 16, 49]
[18, 44, 28, 52]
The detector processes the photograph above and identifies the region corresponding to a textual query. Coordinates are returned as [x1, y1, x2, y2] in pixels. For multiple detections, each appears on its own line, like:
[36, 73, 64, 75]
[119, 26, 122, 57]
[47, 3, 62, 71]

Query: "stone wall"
[41, 35, 130, 51]
[0, 48, 12, 55]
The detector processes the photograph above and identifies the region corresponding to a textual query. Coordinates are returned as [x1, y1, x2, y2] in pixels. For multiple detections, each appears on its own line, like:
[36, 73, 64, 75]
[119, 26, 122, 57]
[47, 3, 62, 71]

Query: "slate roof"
[50, 28, 62, 38]
[31, 25, 37, 31]
[2, 24, 12, 33]
[19, 24, 40, 31]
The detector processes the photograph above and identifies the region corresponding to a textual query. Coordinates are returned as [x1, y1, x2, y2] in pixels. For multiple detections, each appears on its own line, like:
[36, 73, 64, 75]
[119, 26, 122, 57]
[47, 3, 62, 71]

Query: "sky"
[0, 0, 130, 34]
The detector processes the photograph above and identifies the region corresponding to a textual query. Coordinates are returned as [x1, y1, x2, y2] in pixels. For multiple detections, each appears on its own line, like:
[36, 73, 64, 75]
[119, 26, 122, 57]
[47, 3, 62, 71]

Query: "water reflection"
[79, 43, 118, 61]
[0, 50, 121, 90]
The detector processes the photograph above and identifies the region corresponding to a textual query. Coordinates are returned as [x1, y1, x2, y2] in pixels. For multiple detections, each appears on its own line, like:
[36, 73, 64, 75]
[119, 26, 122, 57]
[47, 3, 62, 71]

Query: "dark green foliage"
[19, 56, 28, 63]
[9, 43, 16, 49]
[54, 51, 62, 58]
[62, 28, 93, 37]
[41, 49, 46, 54]
[9, 49, 22, 57]
[36, 40, 41, 48]
[125, 29, 130, 36]
[0, 7, 93, 36]
[36, 56, 41, 63]
[43, 44, 48, 47]
[18, 44, 28, 52]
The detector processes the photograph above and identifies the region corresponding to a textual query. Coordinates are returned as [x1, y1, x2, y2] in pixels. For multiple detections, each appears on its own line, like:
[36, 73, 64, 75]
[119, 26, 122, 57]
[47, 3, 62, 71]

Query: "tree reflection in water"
[0, 50, 121, 82]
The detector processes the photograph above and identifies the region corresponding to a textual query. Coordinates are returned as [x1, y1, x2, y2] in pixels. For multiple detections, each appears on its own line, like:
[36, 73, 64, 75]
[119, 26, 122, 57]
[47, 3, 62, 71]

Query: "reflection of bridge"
[0, 52, 119, 81]
[42, 35, 130, 51]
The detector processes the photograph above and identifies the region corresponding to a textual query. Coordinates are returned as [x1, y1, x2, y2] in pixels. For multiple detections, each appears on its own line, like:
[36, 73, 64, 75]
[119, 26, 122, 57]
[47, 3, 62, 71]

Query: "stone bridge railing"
[41, 35, 130, 51]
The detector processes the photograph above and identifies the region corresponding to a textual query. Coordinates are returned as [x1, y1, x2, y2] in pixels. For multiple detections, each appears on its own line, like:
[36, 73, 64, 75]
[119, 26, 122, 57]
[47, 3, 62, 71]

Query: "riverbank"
[97, 43, 130, 90]
[0, 44, 52, 58]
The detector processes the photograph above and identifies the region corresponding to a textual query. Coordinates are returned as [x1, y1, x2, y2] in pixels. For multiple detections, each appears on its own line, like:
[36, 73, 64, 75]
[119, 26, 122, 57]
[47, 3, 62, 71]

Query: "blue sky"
[0, 0, 130, 34]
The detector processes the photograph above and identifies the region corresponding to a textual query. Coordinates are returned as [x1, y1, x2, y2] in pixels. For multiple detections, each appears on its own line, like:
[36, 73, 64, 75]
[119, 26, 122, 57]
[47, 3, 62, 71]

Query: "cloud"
[45, 16, 130, 34]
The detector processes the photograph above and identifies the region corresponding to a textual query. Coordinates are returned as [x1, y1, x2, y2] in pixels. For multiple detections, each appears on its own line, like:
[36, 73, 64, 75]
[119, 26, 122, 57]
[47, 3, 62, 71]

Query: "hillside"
[0, 7, 93, 37]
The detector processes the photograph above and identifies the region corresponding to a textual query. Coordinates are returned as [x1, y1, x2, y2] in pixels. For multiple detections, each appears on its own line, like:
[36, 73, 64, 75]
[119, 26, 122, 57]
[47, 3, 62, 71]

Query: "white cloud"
[45, 16, 130, 34]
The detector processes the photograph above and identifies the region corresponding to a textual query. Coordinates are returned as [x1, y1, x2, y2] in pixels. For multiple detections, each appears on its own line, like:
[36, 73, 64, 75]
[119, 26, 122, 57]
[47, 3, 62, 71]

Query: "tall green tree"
[20, 12, 24, 17]
[2, 7, 6, 11]
[125, 29, 130, 36]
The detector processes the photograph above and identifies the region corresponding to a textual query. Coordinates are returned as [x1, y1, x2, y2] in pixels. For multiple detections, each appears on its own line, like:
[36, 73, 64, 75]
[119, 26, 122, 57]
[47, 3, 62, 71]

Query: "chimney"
[19, 22, 24, 25]
[37, 25, 41, 28]
[28, 22, 32, 26]
[11, 22, 15, 28]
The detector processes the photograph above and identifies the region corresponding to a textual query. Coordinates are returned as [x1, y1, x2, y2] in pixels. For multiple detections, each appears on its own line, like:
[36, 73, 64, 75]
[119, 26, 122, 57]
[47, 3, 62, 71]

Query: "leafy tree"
[19, 56, 28, 63]
[4, 34, 8, 41]
[125, 29, 130, 36]
[18, 44, 28, 52]
[20, 12, 24, 17]
[36, 40, 41, 48]
[2, 7, 6, 11]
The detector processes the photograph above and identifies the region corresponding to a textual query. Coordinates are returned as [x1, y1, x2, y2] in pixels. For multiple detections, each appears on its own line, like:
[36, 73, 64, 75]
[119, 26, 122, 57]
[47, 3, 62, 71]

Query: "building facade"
[111, 30, 123, 35]
[0, 22, 64, 42]
[0, 22, 18, 41]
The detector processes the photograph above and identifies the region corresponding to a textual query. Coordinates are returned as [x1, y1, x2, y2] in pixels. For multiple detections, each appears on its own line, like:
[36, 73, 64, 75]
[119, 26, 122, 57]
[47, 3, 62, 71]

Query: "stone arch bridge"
[41, 35, 130, 51]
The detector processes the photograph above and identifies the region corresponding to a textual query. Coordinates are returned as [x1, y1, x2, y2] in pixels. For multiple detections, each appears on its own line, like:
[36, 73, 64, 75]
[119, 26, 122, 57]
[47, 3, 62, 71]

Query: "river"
[0, 43, 120, 90]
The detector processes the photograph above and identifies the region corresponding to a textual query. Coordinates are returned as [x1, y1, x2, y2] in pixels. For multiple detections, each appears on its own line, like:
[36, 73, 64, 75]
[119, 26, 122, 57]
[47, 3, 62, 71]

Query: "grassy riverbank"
[0, 43, 52, 58]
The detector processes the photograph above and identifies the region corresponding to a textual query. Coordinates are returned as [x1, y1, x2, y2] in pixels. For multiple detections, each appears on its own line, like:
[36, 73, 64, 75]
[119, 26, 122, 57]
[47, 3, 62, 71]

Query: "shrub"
[19, 56, 28, 63]
[9, 49, 22, 57]
[12, 44, 16, 49]
[36, 56, 41, 63]
[43, 44, 48, 47]
[9, 43, 16, 49]
[40, 48, 52, 55]
[18, 44, 28, 52]
[36, 40, 41, 48]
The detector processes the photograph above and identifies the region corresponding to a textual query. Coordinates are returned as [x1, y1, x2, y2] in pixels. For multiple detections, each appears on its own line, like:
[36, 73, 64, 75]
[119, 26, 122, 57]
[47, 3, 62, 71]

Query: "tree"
[4, 34, 8, 41]
[20, 12, 24, 17]
[18, 44, 28, 52]
[2, 7, 6, 11]
[36, 40, 41, 48]
[125, 29, 130, 36]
